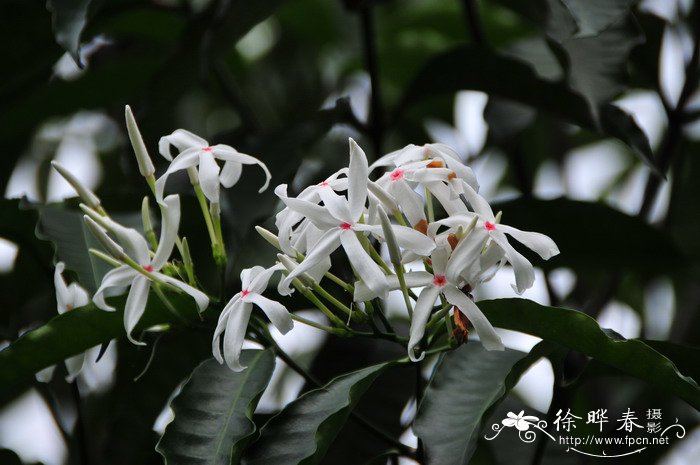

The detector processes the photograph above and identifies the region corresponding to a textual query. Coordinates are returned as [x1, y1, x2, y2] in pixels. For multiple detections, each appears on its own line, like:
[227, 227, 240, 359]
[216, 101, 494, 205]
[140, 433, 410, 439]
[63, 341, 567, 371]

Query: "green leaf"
[156, 351, 276, 465]
[46, 0, 93, 65]
[493, 197, 687, 272]
[0, 292, 200, 397]
[414, 345, 526, 465]
[244, 362, 393, 465]
[480, 298, 700, 409]
[397, 45, 655, 170]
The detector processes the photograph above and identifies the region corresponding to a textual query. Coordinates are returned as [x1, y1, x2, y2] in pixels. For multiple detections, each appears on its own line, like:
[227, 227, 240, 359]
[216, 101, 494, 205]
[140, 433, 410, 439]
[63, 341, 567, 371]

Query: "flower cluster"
[53, 105, 558, 374]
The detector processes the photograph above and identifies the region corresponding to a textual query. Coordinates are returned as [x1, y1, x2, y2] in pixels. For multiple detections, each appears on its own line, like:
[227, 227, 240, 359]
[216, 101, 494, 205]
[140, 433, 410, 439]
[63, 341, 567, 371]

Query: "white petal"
[280, 229, 342, 295]
[93, 266, 138, 311]
[354, 271, 432, 302]
[408, 285, 441, 361]
[36, 366, 56, 383]
[245, 293, 293, 334]
[280, 196, 339, 230]
[151, 195, 181, 270]
[391, 180, 425, 226]
[445, 227, 489, 282]
[95, 216, 151, 265]
[123, 275, 150, 345]
[223, 301, 254, 371]
[317, 187, 352, 223]
[155, 273, 210, 312]
[219, 160, 242, 188]
[198, 150, 221, 203]
[460, 181, 494, 218]
[249, 263, 285, 293]
[387, 224, 435, 256]
[159, 129, 208, 160]
[213, 147, 271, 192]
[67, 283, 90, 309]
[339, 230, 388, 299]
[498, 225, 560, 260]
[348, 138, 369, 221]
[212, 300, 235, 364]
[155, 150, 200, 201]
[489, 230, 535, 294]
[430, 242, 451, 276]
[425, 181, 469, 216]
[442, 285, 504, 351]
[241, 266, 265, 289]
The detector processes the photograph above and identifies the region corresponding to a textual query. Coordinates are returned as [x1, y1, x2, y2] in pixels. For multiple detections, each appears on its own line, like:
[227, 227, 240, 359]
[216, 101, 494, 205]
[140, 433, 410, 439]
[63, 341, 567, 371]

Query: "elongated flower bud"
[277, 254, 315, 287]
[255, 226, 281, 250]
[125, 105, 155, 177]
[84, 216, 126, 261]
[377, 206, 401, 269]
[51, 161, 101, 210]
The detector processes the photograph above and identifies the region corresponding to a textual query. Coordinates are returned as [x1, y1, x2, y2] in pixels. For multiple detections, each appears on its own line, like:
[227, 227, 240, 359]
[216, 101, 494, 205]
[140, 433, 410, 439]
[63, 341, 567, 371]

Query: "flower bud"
[51, 161, 101, 210]
[84, 216, 125, 261]
[377, 206, 401, 269]
[125, 105, 155, 177]
[255, 226, 281, 250]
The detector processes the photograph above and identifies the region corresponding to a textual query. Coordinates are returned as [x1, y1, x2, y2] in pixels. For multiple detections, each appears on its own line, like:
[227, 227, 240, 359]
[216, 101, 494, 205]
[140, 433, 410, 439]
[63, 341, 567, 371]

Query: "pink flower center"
[389, 169, 404, 181]
[242, 289, 250, 297]
[143, 265, 154, 272]
[484, 221, 496, 231]
[433, 275, 447, 287]
[339, 222, 353, 230]
[318, 181, 330, 187]
[202, 146, 213, 153]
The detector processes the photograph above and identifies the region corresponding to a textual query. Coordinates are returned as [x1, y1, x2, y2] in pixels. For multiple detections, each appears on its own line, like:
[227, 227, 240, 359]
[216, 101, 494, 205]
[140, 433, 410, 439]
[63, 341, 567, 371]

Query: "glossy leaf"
[243, 362, 393, 465]
[414, 345, 526, 465]
[480, 298, 700, 409]
[0, 292, 201, 396]
[157, 351, 276, 465]
[493, 197, 687, 272]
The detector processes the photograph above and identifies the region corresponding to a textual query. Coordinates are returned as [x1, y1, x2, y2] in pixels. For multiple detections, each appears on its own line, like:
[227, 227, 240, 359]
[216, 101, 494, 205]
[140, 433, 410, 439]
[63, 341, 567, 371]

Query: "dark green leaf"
[0, 292, 201, 397]
[493, 197, 687, 272]
[414, 345, 526, 465]
[46, 0, 93, 65]
[244, 361, 394, 465]
[157, 351, 276, 465]
[480, 298, 700, 409]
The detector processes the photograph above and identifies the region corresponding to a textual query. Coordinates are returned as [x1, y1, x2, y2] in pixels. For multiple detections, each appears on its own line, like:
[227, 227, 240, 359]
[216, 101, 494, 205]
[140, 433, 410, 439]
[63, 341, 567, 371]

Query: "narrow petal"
[223, 302, 254, 371]
[95, 216, 151, 265]
[354, 271, 432, 302]
[340, 230, 388, 299]
[408, 285, 441, 361]
[159, 129, 208, 160]
[64, 353, 86, 382]
[348, 138, 369, 221]
[241, 266, 265, 290]
[124, 276, 150, 345]
[498, 225, 560, 260]
[93, 266, 138, 311]
[219, 160, 242, 188]
[245, 293, 293, 334]
[198, 150, 221, 203]
[387, 224, 436, 256]
[280, 229, 342, 295]
[430, 242, 451, 276]
[36, 366, 56, 383]
[445, 227, 489, 282]
[460, 181, 494, 218]
[151, 195, 181, 270]
[68, 283, 91, 309]
[213, 147, 271, 192]
[442, 286, 504, 350]
[391, 180, 425, 226]
[156, 273, 210, 312]
[317, 187, 352, 223]
[249, 263, 285, 293]
[488, 230, 535, 294]
[280, 196, 339, 230]
[212, 298, 236, 364]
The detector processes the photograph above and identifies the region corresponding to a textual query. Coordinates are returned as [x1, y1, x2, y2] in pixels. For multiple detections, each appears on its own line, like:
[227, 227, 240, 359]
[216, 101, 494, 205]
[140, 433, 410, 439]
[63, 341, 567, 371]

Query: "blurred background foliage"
[1, 0, 700, 464]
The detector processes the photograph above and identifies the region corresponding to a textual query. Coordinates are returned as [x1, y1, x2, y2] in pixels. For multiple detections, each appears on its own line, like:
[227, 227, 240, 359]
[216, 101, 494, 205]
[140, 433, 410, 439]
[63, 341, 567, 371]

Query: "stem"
[370, 299, 396, 334]
[395, 265, 414, 319]
[295, 279, 350, 329]
[312, 283, 358, 320]
[425, 190, 435, 223]
[291, 313, 342, 333]
[461, 0, 487, 46]
[153, 284, 190, 324]
[191, 176, 222, 261]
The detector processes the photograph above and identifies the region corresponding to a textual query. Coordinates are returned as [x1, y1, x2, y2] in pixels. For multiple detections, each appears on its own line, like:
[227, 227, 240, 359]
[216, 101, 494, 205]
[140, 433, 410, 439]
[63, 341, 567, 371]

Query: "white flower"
[356, 239, 504, 360]
[91, 195, 209, 343]
[156, 129, 271, 203]
[212, 264, 293, 371]
[433, 182, 559, 294]
[276, 138, 434, 298]
[36, 262, 91, 382]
